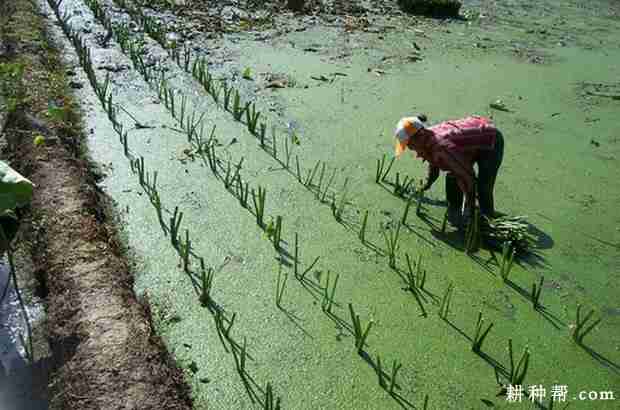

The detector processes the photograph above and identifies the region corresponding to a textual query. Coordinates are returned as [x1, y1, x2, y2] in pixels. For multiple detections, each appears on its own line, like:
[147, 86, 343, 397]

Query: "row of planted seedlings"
[85, 0, 453, 323]
[376, 153, 566, 318]
[71, 0, 607, 403]
[83, 0, 438, 331]
[96, 0, 405, 239]
[121, 4, 559, 396]
[373, 157, 608, 397]
[100, 0, 585, 345]
[46, 0, 285, 407]
[77, 3, 455, 404]
[79, 0, 350, 320]
[57, 1, 406, 404]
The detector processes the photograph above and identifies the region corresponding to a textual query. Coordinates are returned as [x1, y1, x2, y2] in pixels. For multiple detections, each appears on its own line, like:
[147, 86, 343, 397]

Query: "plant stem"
[376, 355, 385, 388]
[199, 259, 214, 307]
[572, 304, 602, 345]
[359, 210, 369, 243]
[440, 209, 448, 233]
[401, 196, 413, 225]
[276, 260, 288, 309]
[376, 155, 385, 183]
[300, 256, 320, 280]
[295, 155, 302, 183]
[294, 232, 299, 278]
[389, 360, 402, 394]
[472, 311, 494, 353]
[381, 157, 395, 182]
[532, 276, 544, 309]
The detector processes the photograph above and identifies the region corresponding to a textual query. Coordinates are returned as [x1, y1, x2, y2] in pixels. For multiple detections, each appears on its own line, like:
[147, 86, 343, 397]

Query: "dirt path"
[0, 0, 193, 408]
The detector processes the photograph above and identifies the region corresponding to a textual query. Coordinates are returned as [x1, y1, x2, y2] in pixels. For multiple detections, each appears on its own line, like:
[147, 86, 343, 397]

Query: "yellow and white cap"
[394, 116, 425, 157]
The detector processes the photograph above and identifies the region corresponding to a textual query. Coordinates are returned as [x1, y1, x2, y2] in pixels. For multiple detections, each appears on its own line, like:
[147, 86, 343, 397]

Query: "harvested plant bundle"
[482, 215, 532, 253]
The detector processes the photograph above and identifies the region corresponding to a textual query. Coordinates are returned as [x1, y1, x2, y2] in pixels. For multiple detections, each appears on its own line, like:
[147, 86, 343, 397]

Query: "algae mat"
[47, 0, 620, 408]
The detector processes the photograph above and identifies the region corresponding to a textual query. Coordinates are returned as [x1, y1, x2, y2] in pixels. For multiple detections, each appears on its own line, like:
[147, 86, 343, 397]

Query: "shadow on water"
[358, 350, 417, 409]
[424, 209, 553, 271]
[580, 344, 620, 376]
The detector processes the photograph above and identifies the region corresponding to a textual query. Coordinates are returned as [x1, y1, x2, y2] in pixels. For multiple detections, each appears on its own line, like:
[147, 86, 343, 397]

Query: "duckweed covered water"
[47, 0, 619, 408]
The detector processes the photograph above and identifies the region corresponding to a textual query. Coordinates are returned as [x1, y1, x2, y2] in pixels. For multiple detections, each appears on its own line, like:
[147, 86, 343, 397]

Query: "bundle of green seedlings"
[481, 215, 532, 253]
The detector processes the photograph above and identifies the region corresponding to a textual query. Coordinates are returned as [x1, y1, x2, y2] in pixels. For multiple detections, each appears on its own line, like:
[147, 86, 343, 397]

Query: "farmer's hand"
[422, 166, 440, 191]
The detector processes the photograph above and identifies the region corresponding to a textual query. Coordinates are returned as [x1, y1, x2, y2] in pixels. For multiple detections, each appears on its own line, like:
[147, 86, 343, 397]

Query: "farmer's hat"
[394, 116, 425, 157]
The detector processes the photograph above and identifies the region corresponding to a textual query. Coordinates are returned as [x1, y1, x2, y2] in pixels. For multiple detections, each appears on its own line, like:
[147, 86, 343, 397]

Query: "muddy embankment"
[0, 0, 193, 408]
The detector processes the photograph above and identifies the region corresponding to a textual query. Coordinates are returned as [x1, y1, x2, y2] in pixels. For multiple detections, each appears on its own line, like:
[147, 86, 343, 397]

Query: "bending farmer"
[394, 115, 504, 227]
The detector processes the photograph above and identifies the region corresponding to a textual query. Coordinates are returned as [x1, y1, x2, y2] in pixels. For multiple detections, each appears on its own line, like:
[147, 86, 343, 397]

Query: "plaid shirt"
[408, 116, 497, 196]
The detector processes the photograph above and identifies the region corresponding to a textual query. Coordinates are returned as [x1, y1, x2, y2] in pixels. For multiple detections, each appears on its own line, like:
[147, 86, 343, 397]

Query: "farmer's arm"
[422, 165, 440, 191]
[456, 177, 476, 214]
[435, 150, 476, 210]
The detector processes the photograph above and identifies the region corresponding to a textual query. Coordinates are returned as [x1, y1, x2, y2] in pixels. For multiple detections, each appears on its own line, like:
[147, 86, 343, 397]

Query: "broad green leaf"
[0, 160, 34, 214]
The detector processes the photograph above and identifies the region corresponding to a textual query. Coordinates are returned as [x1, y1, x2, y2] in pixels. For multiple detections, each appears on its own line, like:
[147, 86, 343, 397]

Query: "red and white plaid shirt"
[408, 116, 498, 196]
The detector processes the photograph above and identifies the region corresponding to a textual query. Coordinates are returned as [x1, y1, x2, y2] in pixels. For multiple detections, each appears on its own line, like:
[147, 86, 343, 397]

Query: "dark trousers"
[446, 130, 505, 217]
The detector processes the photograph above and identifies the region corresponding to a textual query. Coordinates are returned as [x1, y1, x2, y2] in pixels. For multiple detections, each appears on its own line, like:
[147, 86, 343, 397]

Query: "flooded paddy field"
[3, 0, 619, 408]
